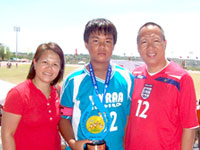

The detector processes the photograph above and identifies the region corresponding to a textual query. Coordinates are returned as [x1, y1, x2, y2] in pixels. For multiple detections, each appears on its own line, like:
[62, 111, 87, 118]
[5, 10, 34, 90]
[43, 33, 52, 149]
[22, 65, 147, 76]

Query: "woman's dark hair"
[27, 42, 65, 85]
[84, 18, 117, 45]
[137, 22, 166, 43]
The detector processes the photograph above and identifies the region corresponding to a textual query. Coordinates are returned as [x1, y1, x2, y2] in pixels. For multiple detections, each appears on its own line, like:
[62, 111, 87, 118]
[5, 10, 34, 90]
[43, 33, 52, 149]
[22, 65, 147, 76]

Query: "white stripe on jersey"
[133, 71, 142, 74]
[72, 73, 87, 140]
[116, 67, 132, 100]
[168, 74, 182, 80]
[72, 100, 80, 140]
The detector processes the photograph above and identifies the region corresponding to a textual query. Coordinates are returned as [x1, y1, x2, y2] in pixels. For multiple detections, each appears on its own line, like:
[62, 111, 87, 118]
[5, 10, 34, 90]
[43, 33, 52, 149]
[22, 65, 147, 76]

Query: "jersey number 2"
[110, 111, 118, 131]
[135, 100, 149, 118]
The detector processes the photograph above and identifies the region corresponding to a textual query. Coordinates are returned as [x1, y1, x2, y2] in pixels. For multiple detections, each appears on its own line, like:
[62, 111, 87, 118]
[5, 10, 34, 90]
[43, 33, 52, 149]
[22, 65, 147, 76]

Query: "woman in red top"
[1, 42, 65, 150]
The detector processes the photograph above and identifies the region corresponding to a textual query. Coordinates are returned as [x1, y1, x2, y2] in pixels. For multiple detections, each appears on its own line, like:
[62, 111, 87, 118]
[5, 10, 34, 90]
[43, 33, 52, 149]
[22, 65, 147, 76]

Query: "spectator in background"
[1, 42, 65, 150]
[7, 62, 12, 68]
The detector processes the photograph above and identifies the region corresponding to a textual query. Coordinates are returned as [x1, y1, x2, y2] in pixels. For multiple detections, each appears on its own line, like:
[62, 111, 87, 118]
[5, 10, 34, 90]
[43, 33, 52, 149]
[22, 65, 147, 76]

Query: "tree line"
[0, 43, 12, 60]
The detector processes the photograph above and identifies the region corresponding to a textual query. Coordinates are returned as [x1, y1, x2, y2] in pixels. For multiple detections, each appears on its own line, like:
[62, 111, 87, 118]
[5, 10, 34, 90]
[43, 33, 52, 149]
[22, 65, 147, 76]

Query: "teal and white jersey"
[60, 64, 134, 150]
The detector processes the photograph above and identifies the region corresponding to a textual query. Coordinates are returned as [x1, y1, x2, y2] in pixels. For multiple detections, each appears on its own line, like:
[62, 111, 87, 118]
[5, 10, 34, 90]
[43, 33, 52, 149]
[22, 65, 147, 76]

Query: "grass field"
[0, 63, 200, 100]
[190, 72, 200, 100]
[0, 63, 79, 85]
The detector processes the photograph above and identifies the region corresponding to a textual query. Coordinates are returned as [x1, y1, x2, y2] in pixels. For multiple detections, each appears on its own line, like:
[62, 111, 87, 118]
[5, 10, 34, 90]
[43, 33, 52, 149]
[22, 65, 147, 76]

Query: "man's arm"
[181, 128, 195, 150]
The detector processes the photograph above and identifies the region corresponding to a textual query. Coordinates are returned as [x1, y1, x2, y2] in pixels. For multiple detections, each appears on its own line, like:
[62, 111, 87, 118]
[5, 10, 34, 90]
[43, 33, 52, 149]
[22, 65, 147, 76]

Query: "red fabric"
[125, 61, 199, 150]
[3, 80, 61, 150]
[197, 108, 200, 125]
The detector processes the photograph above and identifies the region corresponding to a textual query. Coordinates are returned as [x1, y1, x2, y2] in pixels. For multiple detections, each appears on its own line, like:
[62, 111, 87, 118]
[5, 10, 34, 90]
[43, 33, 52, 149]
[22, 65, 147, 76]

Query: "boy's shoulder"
[63, 65, 87, 83]
[113, 64, 134, 77]
[113, 63, 131, 73]
[113, 64, 134, 80]
[66, 66, 85, 78]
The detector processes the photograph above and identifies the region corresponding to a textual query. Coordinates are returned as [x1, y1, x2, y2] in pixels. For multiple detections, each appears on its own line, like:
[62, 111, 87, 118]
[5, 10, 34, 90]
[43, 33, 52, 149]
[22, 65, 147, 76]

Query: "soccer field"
[0, 63, 200, 100]
[0, 63, 80, 85]
[190, 71, 200, 101]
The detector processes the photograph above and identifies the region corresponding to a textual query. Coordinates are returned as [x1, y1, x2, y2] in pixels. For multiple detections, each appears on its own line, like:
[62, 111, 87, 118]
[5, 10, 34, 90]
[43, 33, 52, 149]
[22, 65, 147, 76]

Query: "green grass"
[0, 64, 29, 84]
[0, 64, 79, 85]
[190, 72, 200, 100]
[0, 63, 200, 100]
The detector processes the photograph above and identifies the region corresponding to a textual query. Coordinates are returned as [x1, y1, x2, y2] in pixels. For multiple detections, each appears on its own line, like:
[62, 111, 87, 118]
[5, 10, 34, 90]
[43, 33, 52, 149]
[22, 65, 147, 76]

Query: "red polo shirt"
[3, 79, 61, 150]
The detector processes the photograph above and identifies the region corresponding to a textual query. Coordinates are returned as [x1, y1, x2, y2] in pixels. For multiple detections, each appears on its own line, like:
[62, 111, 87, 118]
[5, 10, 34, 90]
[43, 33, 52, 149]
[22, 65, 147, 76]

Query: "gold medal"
[86, 115, 105, 134]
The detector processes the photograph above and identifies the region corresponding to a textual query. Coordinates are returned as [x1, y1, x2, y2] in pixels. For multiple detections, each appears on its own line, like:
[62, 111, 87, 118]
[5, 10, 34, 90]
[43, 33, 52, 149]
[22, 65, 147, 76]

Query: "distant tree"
[0, 44, 12, 60]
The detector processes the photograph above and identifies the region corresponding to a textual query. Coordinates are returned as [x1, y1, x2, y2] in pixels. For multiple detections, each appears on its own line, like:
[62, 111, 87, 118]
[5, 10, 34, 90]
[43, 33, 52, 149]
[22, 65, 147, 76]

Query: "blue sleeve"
[127, 72, 135, 116]
[60, 77, 74, 119]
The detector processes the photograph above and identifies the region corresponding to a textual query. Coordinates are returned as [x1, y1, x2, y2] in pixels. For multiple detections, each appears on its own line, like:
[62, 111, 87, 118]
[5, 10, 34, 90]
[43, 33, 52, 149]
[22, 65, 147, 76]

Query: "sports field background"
[0, 63, 200, 101]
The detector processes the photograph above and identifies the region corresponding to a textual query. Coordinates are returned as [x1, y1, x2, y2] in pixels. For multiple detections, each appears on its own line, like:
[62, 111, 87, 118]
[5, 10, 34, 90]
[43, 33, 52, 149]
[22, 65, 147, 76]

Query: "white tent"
[0, 80, 16, 104]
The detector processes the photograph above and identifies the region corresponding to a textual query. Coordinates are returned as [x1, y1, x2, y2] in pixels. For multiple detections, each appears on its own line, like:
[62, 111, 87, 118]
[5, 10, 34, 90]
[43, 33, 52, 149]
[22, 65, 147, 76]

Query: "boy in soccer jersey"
[59, 18, 134, 150]
[125, 22, 199, 150]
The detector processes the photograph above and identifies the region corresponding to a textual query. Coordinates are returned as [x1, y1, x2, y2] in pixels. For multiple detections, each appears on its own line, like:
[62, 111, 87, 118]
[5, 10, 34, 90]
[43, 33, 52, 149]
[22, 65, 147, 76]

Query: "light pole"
[14, 26, 20, 59]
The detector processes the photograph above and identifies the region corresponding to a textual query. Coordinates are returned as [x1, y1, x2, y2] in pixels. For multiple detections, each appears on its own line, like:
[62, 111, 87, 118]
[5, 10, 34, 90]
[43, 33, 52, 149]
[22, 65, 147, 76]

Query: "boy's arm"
[59, 118, 75, 146]
[181, 128, 195, 150]
[59, 118, 91, 150]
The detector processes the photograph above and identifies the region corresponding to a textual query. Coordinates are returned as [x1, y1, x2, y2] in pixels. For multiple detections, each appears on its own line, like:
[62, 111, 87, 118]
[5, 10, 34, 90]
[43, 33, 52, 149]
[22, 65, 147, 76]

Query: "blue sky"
[0, 0, 200, 58]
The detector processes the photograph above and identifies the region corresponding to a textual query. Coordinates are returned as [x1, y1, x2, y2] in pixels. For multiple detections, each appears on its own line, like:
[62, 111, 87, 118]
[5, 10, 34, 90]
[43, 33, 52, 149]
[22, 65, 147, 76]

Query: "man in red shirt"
[125, 22, 199, 150]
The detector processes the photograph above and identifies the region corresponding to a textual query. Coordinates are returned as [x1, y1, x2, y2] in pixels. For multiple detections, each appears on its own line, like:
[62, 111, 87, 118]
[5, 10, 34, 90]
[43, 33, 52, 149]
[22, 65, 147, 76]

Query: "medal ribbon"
[89, 62, 112, 105]
[80, 62, 112, 140]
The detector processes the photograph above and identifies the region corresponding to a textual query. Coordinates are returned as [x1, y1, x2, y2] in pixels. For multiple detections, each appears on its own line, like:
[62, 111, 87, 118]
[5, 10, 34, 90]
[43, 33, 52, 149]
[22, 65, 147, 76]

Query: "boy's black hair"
[137, 22, 166, 43]
[84, 18, 117, 45]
